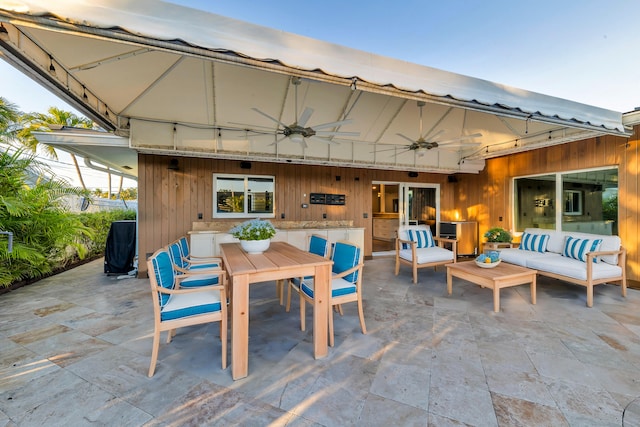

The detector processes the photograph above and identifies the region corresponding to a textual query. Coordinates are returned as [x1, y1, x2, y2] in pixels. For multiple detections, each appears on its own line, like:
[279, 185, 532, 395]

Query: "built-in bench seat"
[499, 228, 626, 307]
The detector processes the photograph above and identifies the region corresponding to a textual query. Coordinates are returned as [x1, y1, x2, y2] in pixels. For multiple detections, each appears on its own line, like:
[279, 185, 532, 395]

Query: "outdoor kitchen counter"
[189, 221, 363, 257]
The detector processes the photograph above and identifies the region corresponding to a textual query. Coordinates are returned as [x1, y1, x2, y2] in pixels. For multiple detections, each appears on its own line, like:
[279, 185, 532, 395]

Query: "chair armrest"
[183, 256, 223, 264]
[157, 283, 226, 294]
[433, 236, 456, 244]
[332, 263, 364, 280]
[395, 238, 416, 250]
[173, 264, 223, 275]
[174, 269, 226, 284]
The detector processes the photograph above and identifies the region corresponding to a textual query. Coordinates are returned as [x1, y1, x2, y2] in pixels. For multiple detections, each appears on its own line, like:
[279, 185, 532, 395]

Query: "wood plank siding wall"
[137, 154, 455, 276]
[456, 128, 640, 286]
[138, 125, 640, 285]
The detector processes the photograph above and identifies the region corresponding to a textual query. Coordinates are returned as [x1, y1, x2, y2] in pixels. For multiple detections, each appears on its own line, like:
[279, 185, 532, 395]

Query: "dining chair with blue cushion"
[177, 236, 223, 267]
[168, 240, 220, 274]
[285, 234, 329, 312]
[146, 248, 227, 377]
[298, 240, 366, 347]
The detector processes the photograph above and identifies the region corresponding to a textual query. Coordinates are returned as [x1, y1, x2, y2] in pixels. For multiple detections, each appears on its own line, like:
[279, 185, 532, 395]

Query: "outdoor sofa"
[499, 227, 626, 307]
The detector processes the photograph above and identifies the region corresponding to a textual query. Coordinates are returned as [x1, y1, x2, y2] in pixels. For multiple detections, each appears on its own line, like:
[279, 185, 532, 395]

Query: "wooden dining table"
[219, 241, 333, 380]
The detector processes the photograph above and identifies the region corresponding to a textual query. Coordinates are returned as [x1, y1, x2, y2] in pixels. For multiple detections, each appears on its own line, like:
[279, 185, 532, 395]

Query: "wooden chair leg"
[357, 298, 367, 335]
[148, 330, 161, 377]
[300, 294, 306, 331]
[329, 307, 334, 347]
[221, 317, 227, 370]
[167, 329, 175, 343]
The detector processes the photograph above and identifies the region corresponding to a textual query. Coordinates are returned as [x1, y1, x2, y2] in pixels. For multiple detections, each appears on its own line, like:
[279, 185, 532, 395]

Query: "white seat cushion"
[527, 256, 623, 281]
[399, 246, 454, 264]
[499, 248, 556, 267]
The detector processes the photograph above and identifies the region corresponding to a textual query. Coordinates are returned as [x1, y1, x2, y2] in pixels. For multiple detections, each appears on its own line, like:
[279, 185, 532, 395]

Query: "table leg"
[531, 275, 537, 305]
[312, 263, 330, 359]
[493, 287, 500, 312]
[231, 274, 250, 380]
[446, 269, 453, 295]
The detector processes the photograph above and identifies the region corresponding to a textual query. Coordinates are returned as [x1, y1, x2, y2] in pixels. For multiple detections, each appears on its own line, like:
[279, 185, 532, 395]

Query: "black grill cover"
[104, 220, 136, 274]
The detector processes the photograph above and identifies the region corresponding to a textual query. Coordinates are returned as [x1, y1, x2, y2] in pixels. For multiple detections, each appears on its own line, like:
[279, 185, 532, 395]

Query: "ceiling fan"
[376, 101, 482, 156]
[251, 76, 359, 148]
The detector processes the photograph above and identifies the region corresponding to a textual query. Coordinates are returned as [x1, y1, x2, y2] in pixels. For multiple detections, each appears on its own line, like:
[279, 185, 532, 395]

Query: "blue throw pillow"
[563, 236, 602, 263]
[407, 229, 435, 248]
[519, 232, 549, 253]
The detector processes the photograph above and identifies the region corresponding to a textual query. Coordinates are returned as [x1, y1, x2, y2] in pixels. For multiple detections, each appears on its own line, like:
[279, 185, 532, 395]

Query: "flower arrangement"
[484, 227, 512, 243]
[229, 219, 276, 241]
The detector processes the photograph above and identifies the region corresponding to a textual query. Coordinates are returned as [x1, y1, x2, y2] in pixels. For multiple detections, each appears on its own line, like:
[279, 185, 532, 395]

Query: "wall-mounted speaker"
[448, 175, 458, 183]
[240, 161, 252, 169]
[408, 171, 418, 178]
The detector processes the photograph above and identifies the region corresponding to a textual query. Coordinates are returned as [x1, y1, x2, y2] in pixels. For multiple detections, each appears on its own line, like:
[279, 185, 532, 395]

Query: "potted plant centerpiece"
[230, 219, 277, 254]
[484, 227, 512, 243]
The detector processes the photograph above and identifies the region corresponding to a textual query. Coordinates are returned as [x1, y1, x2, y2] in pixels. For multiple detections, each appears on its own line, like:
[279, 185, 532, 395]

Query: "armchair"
[395, 224, 457, 284]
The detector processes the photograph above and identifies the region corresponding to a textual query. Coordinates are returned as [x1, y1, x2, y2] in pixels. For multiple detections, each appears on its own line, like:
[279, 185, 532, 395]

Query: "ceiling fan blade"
[251, 107, 288, 128]
[423, 129, 446, 141]
[438, 141, 482, 148]
[228, 121, 274, 132]
[312, 118, 353, 130]
[396, 133, 416, 144]
[391, 149, 411, 158]
[371, 145, 410, 153]
[315, 130, 360, 137]
[308, 135, 339, 145]
[297, 107, 314, 127]
[436, 133, 483, 145]
[267, 135, 288, 146]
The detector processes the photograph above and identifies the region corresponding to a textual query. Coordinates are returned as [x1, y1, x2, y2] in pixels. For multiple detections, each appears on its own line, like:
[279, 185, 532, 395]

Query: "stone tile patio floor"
[1, 257, 640, 426]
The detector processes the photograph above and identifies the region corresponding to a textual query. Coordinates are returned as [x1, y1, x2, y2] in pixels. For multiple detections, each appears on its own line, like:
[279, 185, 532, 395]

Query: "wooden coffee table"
[446, 261, 537, 312]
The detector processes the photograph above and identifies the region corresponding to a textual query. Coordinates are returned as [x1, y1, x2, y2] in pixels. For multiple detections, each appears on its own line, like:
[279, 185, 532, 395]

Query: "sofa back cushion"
[523, 228, 564, 253]
[562, 236, 602, 263]
[519, 232, 550, 253]
[523, 228, 622, 265]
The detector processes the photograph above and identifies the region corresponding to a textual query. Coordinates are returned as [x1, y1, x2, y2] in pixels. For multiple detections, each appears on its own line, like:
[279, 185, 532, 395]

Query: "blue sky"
[1, 0, 639, 187]
[2, 1, 640, 113]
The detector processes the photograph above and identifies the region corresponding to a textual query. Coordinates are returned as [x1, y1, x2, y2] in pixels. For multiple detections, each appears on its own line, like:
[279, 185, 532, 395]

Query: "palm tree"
[0, 97, 20, 144]
[18, 106, 94, 190]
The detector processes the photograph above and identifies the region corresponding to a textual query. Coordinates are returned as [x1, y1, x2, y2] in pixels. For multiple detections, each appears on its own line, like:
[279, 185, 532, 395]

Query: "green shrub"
[75, 209, 136, 257]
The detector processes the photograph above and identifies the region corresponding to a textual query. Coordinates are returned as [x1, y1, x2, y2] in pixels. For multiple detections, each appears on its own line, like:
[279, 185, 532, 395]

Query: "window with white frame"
[213, 174, 275, 218]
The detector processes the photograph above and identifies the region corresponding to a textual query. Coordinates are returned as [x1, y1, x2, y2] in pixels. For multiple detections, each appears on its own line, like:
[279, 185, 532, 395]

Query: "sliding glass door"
[371, 182, 440, 253]
[399, 183, 440, 233]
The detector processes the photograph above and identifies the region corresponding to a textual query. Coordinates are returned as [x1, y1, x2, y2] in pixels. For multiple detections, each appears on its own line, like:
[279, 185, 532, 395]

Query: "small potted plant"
[229, 219, 277, 254]
[484, 227, 512, 243]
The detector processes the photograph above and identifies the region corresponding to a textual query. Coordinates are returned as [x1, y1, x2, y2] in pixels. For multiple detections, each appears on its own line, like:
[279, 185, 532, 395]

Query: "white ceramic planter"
[240, 239, 271, 254]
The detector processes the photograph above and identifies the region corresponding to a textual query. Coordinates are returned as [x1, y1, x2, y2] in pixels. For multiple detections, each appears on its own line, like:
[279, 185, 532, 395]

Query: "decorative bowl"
[475, 259, 501, 269]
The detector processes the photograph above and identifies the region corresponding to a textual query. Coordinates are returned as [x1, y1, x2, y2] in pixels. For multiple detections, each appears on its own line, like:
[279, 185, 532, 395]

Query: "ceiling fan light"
[289, 133, 304, 144]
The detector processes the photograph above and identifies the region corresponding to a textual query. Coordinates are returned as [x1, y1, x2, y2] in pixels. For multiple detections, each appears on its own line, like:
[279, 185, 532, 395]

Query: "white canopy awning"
[0, 0, 630, 174]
